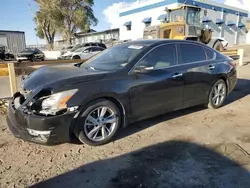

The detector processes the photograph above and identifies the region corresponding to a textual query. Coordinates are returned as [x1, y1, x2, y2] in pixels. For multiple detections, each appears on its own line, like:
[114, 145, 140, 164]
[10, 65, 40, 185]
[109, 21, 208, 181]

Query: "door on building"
[0, 34, 7, 47]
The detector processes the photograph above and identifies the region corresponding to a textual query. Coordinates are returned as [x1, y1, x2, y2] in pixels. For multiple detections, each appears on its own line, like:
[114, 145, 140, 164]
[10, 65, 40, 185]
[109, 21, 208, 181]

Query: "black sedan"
[16, 48, 45, 62]
[7, 40, 237, 146]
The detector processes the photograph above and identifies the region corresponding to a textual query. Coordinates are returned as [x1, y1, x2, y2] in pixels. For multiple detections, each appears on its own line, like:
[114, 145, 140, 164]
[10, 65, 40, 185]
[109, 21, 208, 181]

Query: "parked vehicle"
[60, 42, 107, 60]
[69, 46, 104, 60]
[7, 40, 237, 146]
[16, 48, 45, 62]
[0, 45, 5, 60]
[60, 46, 74, 55]
[0, 45, 15, 60]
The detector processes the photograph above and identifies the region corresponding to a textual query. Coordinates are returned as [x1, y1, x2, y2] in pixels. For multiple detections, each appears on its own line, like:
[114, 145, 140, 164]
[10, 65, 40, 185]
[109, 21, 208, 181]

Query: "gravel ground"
[1, 65, 250, 188]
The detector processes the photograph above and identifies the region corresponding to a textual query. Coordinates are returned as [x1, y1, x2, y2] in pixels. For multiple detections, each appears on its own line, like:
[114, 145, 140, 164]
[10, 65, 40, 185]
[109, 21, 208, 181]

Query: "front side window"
[187, 8, 201, 26]
[179, 44, 206, 64]
[136, 44, 177, 69]
[169, 9, 185, 22]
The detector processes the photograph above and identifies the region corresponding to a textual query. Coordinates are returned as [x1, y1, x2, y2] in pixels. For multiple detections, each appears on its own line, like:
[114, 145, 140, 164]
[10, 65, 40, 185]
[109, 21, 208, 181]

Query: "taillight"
[229, 61, 237, 68]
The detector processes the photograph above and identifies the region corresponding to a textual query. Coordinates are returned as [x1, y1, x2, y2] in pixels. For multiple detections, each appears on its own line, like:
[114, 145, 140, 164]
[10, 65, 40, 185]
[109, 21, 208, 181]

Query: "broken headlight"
[37, 89, 78, 115]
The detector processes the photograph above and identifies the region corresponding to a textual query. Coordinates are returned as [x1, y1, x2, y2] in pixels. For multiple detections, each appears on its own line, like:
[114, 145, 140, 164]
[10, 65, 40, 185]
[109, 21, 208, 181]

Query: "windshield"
[187, 8, 200, 26]
[169, 9, 185, 22]
[71, 44, 82, 51]
[74, 47, 86, 53]
[21, 48, 35, 53]
[80, 43, 146, 71]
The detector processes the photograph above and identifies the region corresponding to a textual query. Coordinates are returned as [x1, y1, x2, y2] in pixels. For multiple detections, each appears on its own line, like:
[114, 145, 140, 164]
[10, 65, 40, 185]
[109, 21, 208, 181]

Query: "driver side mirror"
[133, 66, 154, 73]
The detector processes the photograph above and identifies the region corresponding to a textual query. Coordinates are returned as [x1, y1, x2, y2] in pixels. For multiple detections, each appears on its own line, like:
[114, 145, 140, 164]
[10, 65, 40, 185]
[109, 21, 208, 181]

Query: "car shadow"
[31, 141, 250, 188]
[225, 78, 250, 105]
[116, 78, 250, 142]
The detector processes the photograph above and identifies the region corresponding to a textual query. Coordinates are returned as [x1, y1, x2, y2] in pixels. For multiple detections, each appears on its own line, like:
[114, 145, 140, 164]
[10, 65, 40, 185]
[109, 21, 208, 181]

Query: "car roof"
[123, 39, 206, 47]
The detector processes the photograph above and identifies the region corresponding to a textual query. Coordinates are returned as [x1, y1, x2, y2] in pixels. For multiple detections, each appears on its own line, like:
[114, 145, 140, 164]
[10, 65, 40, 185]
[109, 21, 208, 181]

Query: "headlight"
[39, 89, 78, 115]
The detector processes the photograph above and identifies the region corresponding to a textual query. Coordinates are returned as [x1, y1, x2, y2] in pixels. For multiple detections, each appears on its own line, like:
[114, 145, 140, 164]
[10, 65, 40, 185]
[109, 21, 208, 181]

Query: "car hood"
[22, 64, 108, 91]
[62, 51, 72, 57]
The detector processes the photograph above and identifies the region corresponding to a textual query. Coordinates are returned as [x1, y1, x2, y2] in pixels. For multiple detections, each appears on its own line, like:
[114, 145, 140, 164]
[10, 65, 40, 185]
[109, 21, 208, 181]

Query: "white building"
[119, 0, 248, 46]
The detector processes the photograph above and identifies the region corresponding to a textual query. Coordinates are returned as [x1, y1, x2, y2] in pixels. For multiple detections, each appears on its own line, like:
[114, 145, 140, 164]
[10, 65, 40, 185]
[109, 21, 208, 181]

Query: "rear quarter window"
[215, 52, 229, 60]
[204, 48, 215, 60]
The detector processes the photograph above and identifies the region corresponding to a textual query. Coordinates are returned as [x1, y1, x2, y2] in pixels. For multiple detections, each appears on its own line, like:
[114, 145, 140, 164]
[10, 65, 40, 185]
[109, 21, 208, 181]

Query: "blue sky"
[0, 0, 242, 45]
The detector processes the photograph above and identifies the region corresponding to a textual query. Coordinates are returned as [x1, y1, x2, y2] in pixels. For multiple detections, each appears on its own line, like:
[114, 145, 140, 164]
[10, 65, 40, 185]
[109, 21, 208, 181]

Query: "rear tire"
[74, 99, 121, 146]
[207, 79, 227, 109]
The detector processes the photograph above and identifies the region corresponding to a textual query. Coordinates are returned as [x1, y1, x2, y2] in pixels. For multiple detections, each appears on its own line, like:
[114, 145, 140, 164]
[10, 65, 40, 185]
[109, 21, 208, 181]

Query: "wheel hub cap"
[84, 107, 117, 142]
[212, 82, 226, 106]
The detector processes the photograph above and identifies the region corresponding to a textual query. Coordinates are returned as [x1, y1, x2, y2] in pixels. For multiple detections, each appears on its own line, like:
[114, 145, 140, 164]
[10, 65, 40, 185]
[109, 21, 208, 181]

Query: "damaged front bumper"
[7, 93, 78, 145]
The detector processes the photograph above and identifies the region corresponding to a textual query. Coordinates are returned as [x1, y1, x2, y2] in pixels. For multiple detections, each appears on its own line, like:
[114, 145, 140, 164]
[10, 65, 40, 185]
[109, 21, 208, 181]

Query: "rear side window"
[92, 47, 103, 52]
[137, 44, 177, 69]
[205, 48, 215, 60]
[179, 44, 207, 64]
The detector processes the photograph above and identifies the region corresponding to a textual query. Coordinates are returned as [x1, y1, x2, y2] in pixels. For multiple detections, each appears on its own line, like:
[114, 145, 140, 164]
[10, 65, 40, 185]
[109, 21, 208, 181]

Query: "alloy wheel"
[84, 107, 117, 141]
[211, 82, 226, 106]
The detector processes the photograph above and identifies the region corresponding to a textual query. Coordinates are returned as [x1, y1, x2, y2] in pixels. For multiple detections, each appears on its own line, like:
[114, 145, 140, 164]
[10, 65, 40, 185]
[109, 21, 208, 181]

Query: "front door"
[129, 44, 184, 120]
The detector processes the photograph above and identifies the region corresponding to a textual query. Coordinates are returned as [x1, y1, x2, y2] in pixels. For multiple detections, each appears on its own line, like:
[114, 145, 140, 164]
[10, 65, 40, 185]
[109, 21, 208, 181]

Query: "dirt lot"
[1, 64, 250, 188]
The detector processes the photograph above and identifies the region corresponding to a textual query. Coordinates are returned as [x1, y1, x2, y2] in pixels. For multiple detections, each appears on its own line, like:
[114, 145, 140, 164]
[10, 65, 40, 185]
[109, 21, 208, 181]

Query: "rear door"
[177, 43, 218, 106]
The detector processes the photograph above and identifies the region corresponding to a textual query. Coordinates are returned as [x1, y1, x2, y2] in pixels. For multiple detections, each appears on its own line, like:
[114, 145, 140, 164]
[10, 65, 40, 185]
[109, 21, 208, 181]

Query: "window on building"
[136, 44, 177, 69]
[145, 22, 151, 27]
[127, 25, 131, 31]
[179, 44, 207, 64]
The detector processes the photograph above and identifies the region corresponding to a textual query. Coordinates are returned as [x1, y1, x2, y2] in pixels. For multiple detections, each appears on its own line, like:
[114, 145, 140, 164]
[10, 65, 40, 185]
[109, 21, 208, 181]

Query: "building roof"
[123, 39, 207, 47]
[120, 0, 248, 17]
[0, 30, 25, 34]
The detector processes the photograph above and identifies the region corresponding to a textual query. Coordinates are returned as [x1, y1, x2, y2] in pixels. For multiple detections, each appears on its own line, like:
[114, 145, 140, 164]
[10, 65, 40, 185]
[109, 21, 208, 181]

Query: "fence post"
[237, 49, 244, 66]
[7, 63, 17, 96]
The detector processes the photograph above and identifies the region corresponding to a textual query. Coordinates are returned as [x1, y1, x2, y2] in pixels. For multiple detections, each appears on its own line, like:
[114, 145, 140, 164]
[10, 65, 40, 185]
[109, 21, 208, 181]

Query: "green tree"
[58, 0, 98, 45]
[33, 0, 98, 49]
[33, 0, 61, 50]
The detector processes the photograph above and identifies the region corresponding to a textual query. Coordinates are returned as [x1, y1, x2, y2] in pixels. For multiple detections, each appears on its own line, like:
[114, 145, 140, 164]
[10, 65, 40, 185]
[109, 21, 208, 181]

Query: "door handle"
[208, 65, 215, 70]
[172, 73, 183, 78]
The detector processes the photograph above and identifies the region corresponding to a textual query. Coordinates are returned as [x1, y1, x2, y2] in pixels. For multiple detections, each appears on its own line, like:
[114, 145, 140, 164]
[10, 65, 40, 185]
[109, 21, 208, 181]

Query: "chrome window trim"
[128, 41, 216, 75]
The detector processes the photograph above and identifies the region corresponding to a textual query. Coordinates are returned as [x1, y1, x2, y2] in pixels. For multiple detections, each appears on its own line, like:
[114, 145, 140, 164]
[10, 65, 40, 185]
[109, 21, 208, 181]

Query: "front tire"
[207, 79, 227, 109]
[74, 99, 121, 146]
[73, 55, 81, 60]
